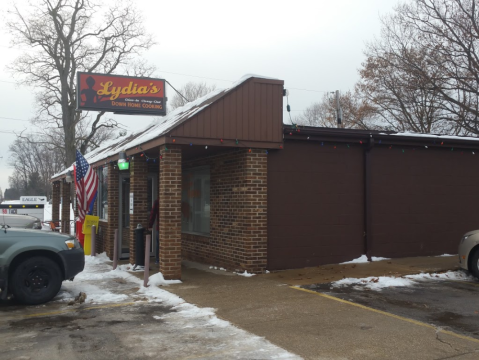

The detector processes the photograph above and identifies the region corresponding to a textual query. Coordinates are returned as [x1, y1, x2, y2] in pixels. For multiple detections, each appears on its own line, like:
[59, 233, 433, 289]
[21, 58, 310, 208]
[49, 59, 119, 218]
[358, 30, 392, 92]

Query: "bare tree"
[8, 137, 65, 198]
[359, 0, 479, 135]
[6, 0, 155, 169]
[169, 81, 217, 110]
[295, 91, 378, 130]
[358, 48, 456, 133]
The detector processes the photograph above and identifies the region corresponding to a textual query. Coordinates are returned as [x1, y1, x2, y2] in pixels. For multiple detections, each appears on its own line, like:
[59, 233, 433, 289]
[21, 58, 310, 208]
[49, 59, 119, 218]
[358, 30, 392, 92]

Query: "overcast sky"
[0, 0, 399, 196]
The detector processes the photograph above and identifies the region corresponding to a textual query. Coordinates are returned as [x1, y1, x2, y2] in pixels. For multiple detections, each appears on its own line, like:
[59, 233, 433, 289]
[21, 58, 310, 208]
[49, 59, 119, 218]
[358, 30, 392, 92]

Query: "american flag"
[74, 149, 98, 222]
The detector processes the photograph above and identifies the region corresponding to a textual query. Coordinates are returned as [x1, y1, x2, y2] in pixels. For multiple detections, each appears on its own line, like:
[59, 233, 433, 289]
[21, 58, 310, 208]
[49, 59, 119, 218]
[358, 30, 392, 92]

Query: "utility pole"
[335, 90, 342, 128]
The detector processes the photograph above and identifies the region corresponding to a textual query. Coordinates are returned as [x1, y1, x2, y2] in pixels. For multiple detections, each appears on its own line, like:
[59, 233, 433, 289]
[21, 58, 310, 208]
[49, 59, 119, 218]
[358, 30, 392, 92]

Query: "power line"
[287, 87, 329, 93]
[161, 70, 233, 83]
[0, 116, 30, 122]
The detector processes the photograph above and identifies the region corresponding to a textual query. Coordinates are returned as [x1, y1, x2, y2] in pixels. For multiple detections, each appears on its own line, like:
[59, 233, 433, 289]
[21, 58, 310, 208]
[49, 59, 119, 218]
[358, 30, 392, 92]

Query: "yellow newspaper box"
[82, 215, 99, 255]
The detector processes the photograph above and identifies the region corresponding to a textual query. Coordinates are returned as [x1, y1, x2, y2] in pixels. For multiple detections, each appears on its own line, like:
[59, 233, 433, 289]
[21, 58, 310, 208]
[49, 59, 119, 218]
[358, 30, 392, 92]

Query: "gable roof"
[52, 74, 283, 179]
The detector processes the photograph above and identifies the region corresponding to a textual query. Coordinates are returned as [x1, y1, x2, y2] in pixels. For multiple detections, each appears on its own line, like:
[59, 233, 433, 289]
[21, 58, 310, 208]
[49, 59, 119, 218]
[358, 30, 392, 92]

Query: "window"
[181, 167, 210, 235]
[98, 167, 108, 220]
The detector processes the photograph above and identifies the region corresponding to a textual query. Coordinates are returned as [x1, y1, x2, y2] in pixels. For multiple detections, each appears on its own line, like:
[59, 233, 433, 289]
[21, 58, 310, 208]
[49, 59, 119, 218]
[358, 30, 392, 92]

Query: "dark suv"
[0, 227, 84, 305]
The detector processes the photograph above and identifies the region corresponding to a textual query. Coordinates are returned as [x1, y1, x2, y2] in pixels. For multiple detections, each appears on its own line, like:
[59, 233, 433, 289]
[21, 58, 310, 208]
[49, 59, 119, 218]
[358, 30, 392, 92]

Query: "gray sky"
[0, 0, 399, 196]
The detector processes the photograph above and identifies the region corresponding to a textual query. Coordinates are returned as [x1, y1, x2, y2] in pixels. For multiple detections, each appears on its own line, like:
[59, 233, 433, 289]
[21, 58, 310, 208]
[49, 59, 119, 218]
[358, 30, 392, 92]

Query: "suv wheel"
[10, 256, 62, 305]
[470, 249, 479, 280]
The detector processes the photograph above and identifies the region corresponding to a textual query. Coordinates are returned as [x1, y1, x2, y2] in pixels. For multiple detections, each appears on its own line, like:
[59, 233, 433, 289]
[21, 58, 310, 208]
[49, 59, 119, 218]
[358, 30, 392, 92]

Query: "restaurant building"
[52, 74, 479, 279]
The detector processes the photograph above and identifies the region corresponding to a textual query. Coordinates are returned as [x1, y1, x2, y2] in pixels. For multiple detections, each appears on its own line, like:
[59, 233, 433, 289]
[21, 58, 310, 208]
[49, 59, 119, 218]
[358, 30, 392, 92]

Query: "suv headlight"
[65, 239, 76, 249]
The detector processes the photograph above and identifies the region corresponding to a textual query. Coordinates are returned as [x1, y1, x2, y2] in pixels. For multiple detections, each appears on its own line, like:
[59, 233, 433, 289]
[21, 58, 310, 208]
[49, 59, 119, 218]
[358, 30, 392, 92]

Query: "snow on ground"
[340, 255, 391, 264]
[56, 253, 301, 359]
[331, 270, 475, 291]
[236, 270, 256, 277]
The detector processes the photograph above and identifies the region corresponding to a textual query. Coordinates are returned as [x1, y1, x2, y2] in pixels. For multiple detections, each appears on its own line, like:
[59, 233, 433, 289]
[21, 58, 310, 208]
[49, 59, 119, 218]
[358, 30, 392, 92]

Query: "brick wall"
[105, 162, 119, 260]
[61, 181, 71, 234]
[182, 148, 268, 273]
[159, 145, 182, 279]
[52, 181, 60, 223]
[73, 182, 78, 220]
[129, 156, 149, 265]
[96, 220, 107, 255]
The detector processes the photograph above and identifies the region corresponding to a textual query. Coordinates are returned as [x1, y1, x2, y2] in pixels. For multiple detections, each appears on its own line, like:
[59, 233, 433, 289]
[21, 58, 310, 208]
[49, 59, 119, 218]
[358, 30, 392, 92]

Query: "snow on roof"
[53, 74, 279, 178]
[385, 131, 479, 142]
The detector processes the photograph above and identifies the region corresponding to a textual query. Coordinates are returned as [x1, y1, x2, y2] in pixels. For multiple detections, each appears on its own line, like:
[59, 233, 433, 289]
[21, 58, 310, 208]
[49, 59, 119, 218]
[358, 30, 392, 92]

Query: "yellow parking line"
[291, 286, 479, 344]
[456, 280, 479, 288]
[2, 302, 137, 320]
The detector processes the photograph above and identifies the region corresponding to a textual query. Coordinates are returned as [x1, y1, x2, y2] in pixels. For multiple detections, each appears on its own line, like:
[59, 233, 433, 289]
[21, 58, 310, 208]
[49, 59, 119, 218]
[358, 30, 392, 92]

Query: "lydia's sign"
[76, 73, 166, 115]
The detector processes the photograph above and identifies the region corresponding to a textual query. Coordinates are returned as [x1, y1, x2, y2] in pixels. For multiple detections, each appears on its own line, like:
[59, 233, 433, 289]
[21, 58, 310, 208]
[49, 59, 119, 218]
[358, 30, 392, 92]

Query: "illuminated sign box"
[76, 72, 166, 116]
[118, 161, 130, 171]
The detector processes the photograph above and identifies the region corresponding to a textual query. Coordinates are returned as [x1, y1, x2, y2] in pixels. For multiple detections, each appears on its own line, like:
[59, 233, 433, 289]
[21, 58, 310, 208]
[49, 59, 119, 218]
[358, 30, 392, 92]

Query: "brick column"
[61, 181, 71, 234]
[106, 162, 119, 260]
[243, 150, 268, 272]
[52, 181, 61, 223]
[129, 155, 149, 265]
[73, 182, 78, 220]
[159, 145, 182, 280]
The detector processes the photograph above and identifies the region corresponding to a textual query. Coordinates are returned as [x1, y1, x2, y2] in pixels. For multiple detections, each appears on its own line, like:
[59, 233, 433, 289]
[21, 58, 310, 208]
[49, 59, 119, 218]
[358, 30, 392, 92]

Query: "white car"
[0, 214, 42, 230]
[458, 230, 479, 279]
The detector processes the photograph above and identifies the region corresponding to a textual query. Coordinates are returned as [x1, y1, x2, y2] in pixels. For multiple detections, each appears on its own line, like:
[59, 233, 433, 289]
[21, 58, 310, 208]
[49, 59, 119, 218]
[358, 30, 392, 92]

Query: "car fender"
[1, 242, 65, 266]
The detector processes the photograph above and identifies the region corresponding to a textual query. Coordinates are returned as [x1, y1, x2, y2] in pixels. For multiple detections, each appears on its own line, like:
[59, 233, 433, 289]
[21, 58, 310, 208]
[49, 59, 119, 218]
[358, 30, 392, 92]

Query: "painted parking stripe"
[455, 280, 479, 288]
[291, 286, 479, 345]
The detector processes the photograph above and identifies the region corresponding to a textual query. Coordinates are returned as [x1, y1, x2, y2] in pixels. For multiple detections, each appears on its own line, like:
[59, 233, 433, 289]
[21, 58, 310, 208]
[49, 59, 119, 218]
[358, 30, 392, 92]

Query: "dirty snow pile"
[331, 270, 475, 291]
[55, 253, 301, 360]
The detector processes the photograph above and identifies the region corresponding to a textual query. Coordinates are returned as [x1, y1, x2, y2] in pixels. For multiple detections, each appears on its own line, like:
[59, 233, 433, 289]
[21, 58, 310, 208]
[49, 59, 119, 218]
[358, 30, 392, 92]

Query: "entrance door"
[119, 175, 130, 259]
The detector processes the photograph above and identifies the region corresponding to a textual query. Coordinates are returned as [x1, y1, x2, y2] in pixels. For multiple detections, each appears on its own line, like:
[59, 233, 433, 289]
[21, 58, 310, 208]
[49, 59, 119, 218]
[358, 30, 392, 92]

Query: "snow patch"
[405, 270, 473, 281]
[332, 276, 414, 291]
[148, 272, 182, 286]
[340, 255, 390, 264]
[331, 270, 475, 292]
[236, 270, 256, 277]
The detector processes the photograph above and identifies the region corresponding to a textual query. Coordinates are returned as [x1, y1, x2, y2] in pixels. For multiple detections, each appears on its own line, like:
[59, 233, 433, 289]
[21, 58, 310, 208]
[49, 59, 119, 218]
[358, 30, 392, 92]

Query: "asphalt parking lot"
[304, 276, 479, 340]
[2, 256, 479, 360]
[0, 300, 174, 360]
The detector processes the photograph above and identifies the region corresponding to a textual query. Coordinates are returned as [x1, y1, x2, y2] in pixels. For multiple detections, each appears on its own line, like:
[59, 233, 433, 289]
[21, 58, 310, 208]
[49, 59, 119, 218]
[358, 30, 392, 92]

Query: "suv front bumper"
[58, 248, 85, 280]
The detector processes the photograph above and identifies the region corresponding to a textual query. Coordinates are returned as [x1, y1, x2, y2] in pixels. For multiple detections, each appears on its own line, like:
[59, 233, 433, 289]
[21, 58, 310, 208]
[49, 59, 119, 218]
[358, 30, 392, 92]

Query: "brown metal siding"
[370, 146, 479, 257]
[267, 141, 365, 270]
[170, 79, 283, 144]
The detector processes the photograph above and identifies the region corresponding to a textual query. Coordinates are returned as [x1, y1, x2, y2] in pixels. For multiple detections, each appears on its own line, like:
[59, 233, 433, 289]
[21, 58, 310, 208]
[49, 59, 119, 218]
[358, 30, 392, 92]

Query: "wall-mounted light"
[118, 150, 130, 170]
[65, 170, 73, 183]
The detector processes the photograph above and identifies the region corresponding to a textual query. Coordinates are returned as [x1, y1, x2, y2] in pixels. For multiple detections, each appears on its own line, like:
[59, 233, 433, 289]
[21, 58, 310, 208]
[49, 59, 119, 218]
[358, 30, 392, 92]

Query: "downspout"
[365, 135, 374, 262]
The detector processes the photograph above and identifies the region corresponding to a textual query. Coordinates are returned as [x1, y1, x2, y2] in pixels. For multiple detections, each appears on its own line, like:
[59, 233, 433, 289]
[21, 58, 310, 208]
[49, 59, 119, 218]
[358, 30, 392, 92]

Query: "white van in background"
[0, 196, 48, 222]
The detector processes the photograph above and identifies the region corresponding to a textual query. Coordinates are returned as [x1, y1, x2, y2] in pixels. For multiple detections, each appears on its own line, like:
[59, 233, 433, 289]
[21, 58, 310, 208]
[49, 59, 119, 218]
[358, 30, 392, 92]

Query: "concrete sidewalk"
[158, 256, 479, 359]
